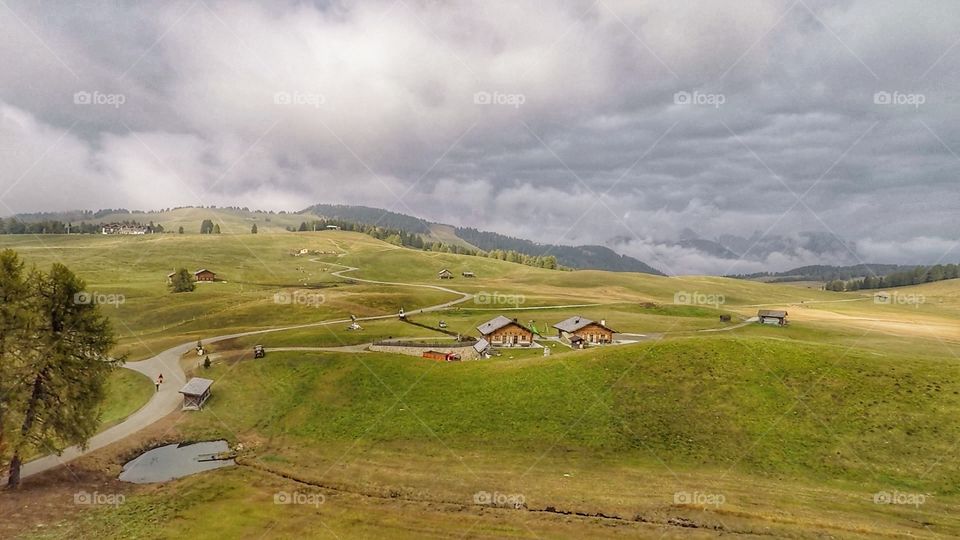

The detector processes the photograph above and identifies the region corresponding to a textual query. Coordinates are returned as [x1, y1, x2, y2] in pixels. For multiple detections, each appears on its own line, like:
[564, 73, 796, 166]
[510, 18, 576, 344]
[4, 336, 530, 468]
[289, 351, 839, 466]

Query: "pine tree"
[169, 268, 195, 293]
[6, 263, 119, 488]
[0, 250, 32, 475]
[251, 224, 258, 234]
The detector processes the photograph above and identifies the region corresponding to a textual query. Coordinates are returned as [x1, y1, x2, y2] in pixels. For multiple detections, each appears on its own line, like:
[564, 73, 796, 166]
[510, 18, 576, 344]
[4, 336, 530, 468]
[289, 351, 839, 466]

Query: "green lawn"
[98, 369, 154, 427]
[30, 334, 960, 538]
[6, 232, 960, 538]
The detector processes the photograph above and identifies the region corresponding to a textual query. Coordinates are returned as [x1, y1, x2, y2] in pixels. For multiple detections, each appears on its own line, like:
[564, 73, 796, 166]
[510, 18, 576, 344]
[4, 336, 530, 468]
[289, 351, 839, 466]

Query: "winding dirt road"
[17, 259, 778, 483]
[18, 262, 473, 483]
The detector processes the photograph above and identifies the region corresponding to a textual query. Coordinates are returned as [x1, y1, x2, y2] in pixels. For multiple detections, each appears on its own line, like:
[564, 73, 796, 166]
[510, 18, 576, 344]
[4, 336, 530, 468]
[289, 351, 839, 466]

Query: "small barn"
[553, 316, 616, 345]
[438, 269, 454, 279]
[476, 316, 534, 347]
[757, 310, 788, 326]
[179, 377, 214, 410]
[194, 269, 216, 282]
[473, 338, 491, 358]
[462, 271, 476, 278]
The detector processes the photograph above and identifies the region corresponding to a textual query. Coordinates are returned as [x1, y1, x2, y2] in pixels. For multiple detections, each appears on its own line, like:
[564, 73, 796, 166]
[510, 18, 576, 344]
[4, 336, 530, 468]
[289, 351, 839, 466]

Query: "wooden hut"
[194, 269, 216, 282]
[757, 310, 789, 326]
[179, 377, 214, 410]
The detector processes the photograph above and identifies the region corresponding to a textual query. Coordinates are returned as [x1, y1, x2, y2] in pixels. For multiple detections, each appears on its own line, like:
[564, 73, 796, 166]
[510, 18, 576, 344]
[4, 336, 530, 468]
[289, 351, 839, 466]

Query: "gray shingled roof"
[473, 338, 490, 353]
[758, 310, 788, 318]
[553, 316, 615, 333]
[476, 315, 529, 335]
[553, 316, 593, 333]
[179, 377, 214, 396]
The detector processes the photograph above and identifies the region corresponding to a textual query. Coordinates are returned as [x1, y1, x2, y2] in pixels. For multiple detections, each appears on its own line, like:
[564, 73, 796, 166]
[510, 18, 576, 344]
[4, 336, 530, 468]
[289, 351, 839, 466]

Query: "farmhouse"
[194, 269, 216, 282]
[476, 316, 534, 347]
[757, 309, 788, 326]
[438, 268, 454, 279]
[101, 223, 148, 235]
[179, 377, 214, 411]
[553, 316, 616, 345]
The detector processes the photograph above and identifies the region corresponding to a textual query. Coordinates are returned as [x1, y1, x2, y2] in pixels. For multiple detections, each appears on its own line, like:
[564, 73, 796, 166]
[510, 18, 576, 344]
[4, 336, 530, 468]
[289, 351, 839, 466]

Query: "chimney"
[600, 319, 606, 327]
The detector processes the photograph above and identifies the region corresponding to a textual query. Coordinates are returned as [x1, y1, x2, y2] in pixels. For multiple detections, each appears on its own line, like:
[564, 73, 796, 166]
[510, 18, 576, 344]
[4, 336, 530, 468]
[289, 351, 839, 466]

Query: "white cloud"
[1, 0, 959, 272]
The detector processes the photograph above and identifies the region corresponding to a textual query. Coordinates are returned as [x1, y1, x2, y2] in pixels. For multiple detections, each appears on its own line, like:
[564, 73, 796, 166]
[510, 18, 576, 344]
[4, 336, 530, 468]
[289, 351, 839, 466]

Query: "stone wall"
[369, 342, 481, 360]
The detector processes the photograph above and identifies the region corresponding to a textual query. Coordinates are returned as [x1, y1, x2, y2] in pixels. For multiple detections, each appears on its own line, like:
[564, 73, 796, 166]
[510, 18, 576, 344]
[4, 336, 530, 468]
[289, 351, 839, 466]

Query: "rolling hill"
[7, 204, 665, 274]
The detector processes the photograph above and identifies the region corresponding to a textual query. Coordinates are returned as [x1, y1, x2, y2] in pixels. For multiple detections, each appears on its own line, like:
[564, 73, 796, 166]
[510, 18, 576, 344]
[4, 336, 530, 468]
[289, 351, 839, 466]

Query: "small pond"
[119, 440, 235, 484]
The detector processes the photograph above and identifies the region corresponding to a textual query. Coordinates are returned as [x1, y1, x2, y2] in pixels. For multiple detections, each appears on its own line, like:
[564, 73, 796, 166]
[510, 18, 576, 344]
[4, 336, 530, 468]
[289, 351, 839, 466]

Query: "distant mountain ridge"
[300, 205, 664, 274]
[730, 263, 918, 283]
[302, 204, 431, 234]
[9, 204, 665, 275]
[453, 227, 664, 275]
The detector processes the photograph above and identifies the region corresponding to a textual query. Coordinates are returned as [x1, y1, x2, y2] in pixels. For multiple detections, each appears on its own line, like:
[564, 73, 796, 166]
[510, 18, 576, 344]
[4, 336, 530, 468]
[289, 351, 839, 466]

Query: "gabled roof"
[473, 338, 490, 353]
[553, 316, 616, 333]
[438, 268, 453, 275]
[758, 309, 788, 318]
[179, 377, 214, 396]
[194, 269, 214, 275]
[476, 315, 531, 335]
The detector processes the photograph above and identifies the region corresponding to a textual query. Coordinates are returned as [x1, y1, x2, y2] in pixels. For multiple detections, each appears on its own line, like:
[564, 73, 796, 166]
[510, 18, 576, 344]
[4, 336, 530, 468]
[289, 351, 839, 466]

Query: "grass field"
[26, 337, 960, 538]
[4, 229, 960, 538]
[99, 370, 155, 428]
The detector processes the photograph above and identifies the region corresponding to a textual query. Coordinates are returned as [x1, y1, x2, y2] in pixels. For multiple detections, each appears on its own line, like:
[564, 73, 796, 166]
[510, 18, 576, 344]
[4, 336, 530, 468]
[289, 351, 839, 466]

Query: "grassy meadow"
[3, 226, 960, 538]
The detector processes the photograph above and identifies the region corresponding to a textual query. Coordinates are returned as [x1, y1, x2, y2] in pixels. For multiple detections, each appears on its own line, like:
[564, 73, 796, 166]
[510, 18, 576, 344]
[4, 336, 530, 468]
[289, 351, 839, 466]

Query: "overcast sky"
[1, 0, 958, 274]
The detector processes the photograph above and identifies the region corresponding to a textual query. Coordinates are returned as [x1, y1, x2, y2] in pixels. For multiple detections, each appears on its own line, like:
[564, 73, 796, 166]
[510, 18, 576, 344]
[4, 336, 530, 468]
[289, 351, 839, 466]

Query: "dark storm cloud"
[1, 0, 958, 273]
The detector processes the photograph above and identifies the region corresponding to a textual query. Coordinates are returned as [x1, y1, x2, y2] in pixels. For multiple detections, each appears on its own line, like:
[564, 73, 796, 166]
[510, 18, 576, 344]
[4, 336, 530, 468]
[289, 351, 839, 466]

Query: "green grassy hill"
[6, 232, 960, 538]
[34, 335, 960, 538]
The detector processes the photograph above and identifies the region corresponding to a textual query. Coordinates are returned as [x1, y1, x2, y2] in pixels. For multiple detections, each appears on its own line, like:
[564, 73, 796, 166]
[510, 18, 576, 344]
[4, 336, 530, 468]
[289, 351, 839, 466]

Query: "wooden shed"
[179, 377, 214, 410]
[194, 269, 216, 282]
[757, 310, 789, 326]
